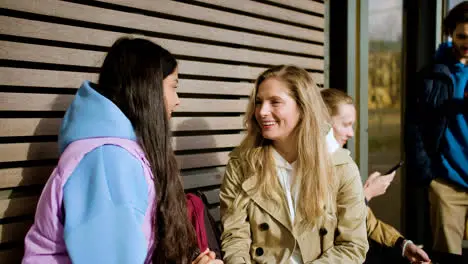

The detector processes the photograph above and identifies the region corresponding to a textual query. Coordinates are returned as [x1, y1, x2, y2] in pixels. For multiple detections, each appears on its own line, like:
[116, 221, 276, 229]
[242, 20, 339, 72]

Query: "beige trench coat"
[367, 207, 403, 248]
[220, 148, 369, 264]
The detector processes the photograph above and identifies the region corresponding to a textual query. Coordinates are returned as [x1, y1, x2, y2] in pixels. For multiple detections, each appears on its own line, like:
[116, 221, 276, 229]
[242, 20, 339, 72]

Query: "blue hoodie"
[435, 42, 468, 189]
[59, 81, 149, 263]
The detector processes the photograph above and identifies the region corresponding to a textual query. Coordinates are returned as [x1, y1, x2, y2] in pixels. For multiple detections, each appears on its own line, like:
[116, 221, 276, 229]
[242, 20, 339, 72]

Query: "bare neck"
[273, 138, 297, 164]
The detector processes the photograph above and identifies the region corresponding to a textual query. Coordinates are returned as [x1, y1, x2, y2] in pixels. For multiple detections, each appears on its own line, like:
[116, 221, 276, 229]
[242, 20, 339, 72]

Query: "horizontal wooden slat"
[174, 134, 243, 151]
[263, 0, 325, 14]
[0, 67, 96, 88]
[179, 61, 265, 80]
[0, 68, 254, 95]
[182, 167, 225, 189]
[176, 80, 253, 96]
[172, 116, 245, 131]
[0, 41, 269, 80]
[194, 0, 324, 28]
[0, 93, 248, 112]
[0, 196, 38, 219]
[209, 206, 221, 222]
[0, 118, 62, 137]
[202, 189, 221, 205]
[178, 151, 230, 170]
[311, 73, 324, 85]
[0, 165, 225, 189]
[0, 93, 74, 112]
[2, 0, 321, 55]
[0, 40, 104, 67]
[0, 248, 23, 264]
[98, 0, 323, 42]
[0, 166, 52, 189]
[0, 67, 321, 90]
[0, 116, 245, 137]
[0, 142, 58, 162]
[0, 221, 32, 243]
[0, 16, 324, 67]
[0, 134, 238, 163]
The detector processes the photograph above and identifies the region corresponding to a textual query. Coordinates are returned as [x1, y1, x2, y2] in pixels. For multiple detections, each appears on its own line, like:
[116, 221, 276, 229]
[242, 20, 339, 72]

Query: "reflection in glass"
[367, 0, 402, 230]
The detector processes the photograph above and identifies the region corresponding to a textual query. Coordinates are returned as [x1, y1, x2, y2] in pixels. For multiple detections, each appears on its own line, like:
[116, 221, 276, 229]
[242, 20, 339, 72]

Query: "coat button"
[319, 227, 328, 236]
[334, 229, 340, 238]
[259, 223, 269, 231]
[255, 247, 264, 256]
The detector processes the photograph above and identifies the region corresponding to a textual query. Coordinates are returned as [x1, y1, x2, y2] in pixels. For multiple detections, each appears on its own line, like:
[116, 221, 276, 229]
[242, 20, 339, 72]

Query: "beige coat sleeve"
[309, 162, 369, 264]
[367, 207, 403, 248]
[220, 158, 252, 264]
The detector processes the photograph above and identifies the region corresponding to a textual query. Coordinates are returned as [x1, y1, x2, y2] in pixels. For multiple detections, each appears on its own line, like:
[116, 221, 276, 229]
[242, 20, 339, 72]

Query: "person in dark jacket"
[405, 2, 468, 261]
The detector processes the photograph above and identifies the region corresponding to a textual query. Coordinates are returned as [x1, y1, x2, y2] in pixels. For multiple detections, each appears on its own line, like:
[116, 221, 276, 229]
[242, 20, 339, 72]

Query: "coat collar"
[330, 147, 351, 165]
[239, 148, 351, 234]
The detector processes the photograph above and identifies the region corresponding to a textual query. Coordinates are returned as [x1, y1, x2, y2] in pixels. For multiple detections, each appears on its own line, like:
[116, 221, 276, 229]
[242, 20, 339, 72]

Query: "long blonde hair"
[236, 65, 335, 225]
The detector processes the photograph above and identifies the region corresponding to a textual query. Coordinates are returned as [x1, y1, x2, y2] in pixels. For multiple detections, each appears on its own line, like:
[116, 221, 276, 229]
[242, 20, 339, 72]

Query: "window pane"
[448, 0, 465, 9]
[368, 0, 403, 230]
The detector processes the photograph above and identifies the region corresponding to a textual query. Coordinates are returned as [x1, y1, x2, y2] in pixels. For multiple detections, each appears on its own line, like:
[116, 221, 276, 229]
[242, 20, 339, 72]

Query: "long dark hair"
[97, 37, 197, 263]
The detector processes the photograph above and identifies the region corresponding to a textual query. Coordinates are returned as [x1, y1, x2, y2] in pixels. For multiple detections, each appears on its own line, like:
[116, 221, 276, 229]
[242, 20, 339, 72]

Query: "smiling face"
[162, 67, 180, 118]
[254, 77, 300, 145]
[331, 103, 356, 147]
[452, 22, 468, 63]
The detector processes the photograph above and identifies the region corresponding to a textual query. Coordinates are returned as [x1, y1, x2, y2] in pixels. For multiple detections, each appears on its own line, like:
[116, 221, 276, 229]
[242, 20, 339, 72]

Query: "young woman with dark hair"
[22, 37, 222, 264]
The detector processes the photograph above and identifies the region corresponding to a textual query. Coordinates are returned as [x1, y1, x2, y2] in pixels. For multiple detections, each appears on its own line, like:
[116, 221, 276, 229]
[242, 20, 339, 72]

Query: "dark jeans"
[430, 250, 467, 264]
[364, 240, 468, 264]
[364, 240, 407, 264]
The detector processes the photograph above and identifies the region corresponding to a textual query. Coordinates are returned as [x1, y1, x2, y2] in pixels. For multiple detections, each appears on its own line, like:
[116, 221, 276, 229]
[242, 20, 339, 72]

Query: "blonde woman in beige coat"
[220, 65, 369, 264]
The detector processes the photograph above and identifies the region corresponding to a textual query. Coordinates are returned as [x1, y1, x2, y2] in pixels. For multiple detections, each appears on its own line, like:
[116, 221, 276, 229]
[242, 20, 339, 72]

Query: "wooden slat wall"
[0, 0, 325, 262]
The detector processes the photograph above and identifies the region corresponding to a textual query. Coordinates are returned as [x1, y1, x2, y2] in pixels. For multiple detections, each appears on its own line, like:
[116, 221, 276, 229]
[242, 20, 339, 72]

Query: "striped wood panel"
[0, 0, 326, 261]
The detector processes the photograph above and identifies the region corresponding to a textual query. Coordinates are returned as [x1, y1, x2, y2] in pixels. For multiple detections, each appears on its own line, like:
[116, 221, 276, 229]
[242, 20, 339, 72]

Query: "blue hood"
[435, 41, 460, 66]
[58, 81, 137, 154]
[435, 42, 452, 60]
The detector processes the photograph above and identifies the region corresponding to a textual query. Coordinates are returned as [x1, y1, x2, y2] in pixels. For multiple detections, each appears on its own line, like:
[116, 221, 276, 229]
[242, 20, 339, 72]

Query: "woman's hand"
[192, 248, 224, 264]
[403, 242, 431, 264]
[363, 171, 396, 202]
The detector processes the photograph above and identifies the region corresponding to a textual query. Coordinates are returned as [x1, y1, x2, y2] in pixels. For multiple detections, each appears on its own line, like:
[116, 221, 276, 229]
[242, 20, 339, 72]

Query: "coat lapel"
[241, 176, 293, 232]
[237, 148, 351, 237]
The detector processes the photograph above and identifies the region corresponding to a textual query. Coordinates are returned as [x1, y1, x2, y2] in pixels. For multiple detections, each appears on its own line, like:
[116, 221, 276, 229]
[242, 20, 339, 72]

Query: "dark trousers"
[430, 250, 467, 264]
[364, 239, 407, 264]
[364, 240, 468, 264]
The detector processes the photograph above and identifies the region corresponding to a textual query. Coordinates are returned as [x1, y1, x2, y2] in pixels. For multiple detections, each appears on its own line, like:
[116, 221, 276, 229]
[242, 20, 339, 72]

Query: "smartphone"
[384, 161, 404, 175]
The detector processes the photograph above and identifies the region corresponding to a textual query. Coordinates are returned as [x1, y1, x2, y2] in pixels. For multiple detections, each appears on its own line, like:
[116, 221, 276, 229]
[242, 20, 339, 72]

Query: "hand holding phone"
[364, 161, 403, 201]
[384, 161, 405, 175]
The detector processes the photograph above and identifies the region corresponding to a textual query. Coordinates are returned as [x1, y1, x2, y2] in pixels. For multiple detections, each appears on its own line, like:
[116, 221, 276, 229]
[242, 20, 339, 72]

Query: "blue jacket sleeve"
[63, 145, 149, 264]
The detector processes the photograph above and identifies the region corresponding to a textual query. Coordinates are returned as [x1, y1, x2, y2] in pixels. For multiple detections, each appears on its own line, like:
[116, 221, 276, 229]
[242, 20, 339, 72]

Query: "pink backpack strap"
[58, 137, 150, 179]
